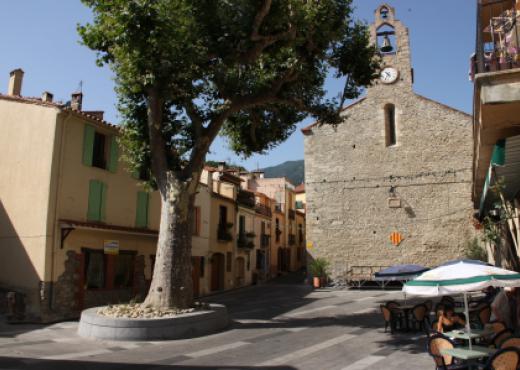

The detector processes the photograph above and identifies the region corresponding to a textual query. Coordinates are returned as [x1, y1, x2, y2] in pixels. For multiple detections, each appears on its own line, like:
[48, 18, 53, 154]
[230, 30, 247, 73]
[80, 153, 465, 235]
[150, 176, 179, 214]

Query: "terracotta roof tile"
[294, 183, 305, 193]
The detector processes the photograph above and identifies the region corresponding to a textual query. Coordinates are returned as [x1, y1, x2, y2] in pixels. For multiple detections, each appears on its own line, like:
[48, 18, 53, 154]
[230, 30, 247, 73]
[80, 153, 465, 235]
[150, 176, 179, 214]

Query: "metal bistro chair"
[491, 329, 514, 349]
[380, 304, 400, 334]
[427, 333, 468, 370]
[482, 347, 520, 370]
[411, 304, 429, 333]
[500, 337, 520, 350]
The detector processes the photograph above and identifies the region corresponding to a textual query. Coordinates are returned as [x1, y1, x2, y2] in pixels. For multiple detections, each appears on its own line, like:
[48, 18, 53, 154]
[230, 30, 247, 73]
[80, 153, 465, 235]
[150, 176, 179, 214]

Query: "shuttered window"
[82, 124, 118, 172]
[83, 125, 95, 166]
[87, 180, 106, 222]
[107, 136, 118, 173]
[135, 191, 149, 228]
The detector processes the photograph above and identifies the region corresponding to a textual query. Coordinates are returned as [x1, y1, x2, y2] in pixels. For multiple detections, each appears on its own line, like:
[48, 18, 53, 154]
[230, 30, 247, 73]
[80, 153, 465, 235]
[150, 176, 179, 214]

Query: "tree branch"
[146, 86, 169, 192]
[251, 0, 272, 41]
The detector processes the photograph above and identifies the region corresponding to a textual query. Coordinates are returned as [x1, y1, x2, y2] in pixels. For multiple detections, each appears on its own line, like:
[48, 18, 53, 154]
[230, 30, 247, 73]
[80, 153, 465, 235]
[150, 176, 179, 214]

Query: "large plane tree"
[79, 0, 379, 309]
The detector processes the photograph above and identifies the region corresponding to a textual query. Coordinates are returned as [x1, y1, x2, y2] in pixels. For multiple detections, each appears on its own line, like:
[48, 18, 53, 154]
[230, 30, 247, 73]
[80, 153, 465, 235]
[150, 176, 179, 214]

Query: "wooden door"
[211, 253, 224, 291]
[192, 257, 200, 298]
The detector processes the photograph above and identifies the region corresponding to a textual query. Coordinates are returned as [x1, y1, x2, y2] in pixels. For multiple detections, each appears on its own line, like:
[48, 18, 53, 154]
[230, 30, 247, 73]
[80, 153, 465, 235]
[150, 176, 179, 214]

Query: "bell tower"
[370, 4, 413, 91]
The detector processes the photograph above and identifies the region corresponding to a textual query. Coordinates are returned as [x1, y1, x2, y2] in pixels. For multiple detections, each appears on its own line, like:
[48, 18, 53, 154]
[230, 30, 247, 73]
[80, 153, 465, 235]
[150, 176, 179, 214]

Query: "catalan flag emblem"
[390, 232, 403, 246]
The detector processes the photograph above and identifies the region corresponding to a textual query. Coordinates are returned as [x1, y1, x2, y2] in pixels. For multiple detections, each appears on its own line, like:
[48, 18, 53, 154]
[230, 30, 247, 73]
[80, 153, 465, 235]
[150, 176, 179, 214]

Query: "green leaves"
[79, 0, 379, 175]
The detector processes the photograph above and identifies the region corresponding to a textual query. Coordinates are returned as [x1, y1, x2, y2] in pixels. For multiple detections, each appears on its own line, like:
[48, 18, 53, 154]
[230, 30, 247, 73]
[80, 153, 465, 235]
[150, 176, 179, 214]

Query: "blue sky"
[0, 1, 475, 170]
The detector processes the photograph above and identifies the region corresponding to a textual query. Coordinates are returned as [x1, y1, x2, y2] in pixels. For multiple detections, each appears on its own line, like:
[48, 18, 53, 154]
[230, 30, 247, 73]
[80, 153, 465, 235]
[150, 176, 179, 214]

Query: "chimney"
[218, 161, 226, 172]
[71, 92, 83, 111]
[8, 68, 24, 96]
[41, 91, 53, 103]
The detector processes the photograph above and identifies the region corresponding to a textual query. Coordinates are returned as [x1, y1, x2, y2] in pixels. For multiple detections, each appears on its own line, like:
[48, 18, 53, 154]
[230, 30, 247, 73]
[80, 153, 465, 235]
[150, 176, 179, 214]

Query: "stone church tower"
[303, 4, 474, 283]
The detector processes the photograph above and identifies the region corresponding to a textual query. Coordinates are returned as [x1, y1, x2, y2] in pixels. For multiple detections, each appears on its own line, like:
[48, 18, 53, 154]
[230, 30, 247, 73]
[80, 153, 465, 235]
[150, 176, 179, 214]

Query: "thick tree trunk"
[143, 177, 196, 309]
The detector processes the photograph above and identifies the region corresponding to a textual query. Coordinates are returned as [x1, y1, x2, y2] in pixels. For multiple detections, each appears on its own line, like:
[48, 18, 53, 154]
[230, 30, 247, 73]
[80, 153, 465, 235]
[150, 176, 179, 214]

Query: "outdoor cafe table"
[444, 328, 494, 341]
[440, 345, 495, 369]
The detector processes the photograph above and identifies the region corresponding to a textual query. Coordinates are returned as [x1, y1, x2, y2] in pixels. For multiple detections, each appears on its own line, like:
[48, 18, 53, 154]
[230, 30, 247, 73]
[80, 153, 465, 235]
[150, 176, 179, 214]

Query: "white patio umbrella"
[403, 261, 520, 349]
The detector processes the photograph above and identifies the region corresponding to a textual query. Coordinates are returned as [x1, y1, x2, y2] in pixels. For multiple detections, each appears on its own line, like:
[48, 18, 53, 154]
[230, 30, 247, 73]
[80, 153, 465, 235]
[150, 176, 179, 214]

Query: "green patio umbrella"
[403, 261, 520, 349]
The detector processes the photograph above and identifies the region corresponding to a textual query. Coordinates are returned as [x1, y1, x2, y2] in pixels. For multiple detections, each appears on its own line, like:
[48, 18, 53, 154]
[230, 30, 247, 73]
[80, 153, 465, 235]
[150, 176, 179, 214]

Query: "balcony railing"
[255, 203, 272, 217]
[237, 190, 256, 208]
[217, 223, 233, 242]
[288, 234, 296, 245]
[474, 2, 520, 75]
[237, 232, 255, 249]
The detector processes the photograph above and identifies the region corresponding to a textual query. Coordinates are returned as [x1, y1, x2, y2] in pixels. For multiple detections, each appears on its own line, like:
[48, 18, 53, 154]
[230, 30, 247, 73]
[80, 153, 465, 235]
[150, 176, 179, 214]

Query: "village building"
[0, 70, 162, 321]
[303, 4, 474, 284]
[241, 172, 306, 274]
[472, 0, 520, 269]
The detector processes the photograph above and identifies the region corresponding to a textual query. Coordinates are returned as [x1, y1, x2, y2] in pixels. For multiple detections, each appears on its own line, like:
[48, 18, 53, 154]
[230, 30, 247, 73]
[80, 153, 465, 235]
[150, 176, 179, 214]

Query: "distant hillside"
[262, 160, 304, 185]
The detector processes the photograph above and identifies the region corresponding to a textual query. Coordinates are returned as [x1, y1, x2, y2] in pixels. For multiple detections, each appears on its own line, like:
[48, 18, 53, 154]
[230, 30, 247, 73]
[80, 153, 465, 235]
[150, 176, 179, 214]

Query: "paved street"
[0, 277, 432, 370]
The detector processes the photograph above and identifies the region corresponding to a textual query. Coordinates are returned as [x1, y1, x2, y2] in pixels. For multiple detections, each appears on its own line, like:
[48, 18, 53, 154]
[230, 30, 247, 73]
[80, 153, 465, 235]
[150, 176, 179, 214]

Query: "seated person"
[436, 306, 466, 333]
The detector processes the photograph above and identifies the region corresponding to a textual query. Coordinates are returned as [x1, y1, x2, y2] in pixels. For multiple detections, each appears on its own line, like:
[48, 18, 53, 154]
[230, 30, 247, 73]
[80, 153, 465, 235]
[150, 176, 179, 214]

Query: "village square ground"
[0, 275, 432, 370]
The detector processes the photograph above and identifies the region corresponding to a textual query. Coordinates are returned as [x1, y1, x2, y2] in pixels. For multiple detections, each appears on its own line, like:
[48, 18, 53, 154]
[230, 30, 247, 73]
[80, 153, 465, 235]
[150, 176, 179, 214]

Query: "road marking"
[341, 355, 386, 370]
[351, 308, 378, 314]
[355, 296, 375, 302]
[41, 349, 111, 360]
[234, 319, 276, 324]
[185, 341, 249, 358]
[282, 305, 336, 318]
[285, 327, 308, 332]
[259, 333, 356, 366]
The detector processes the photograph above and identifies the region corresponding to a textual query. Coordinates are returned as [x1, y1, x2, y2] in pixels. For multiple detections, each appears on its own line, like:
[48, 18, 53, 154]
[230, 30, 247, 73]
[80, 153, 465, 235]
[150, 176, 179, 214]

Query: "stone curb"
[78, 303, 228, 341]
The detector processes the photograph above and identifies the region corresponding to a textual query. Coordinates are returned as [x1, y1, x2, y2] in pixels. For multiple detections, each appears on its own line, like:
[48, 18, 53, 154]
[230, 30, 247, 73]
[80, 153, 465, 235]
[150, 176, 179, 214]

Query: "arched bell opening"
[377, 24, 397, 54]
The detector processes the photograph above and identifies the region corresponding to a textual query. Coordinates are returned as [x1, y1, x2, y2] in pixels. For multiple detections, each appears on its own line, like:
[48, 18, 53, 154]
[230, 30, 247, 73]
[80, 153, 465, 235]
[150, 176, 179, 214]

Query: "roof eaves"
[301, 97, 367, 135]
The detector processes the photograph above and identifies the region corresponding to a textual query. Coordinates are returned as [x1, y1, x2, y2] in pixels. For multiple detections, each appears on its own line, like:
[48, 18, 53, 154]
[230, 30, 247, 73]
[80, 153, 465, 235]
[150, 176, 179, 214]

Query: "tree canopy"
[79, 0, 379, 181]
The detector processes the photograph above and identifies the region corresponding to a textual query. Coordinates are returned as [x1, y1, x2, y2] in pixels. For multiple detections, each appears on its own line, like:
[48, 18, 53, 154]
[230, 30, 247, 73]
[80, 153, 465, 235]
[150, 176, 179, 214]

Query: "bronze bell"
[380, 35, 393, 53]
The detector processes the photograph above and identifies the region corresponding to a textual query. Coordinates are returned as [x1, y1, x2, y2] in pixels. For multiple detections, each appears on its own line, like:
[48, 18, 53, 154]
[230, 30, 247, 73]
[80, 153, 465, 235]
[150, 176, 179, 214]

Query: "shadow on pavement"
[0, 357, 297, 370]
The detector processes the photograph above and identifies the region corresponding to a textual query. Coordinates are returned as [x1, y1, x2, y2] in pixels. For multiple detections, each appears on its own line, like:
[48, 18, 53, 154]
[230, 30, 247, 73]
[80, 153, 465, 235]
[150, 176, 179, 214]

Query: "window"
[275, 218, 280, 242]
[238, 215, 246, 236]
[192, 207, 201, 236]
[226, 252, 232, 272]
[87, 180, 106, 222]
[219, 205, 228, 225]
[114, 252, 135, 288]
[135, 191, 149, 228]
[385, 104, 397, 147]
[84, 249, 105, 289]
[84, 249, 135, 290]
[298, 223, 303, 243]
[83, 124, 118, 172]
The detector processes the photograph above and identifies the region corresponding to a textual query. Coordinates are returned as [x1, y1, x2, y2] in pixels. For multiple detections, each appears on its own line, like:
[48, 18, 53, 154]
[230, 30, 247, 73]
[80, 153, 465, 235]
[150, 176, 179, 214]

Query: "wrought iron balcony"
[217, 223, 233, 242]
[255, 203, 272, 217]
[237, 232, 255, 249]
[474, 1, 520, 75]
[237, 190, 256, 208]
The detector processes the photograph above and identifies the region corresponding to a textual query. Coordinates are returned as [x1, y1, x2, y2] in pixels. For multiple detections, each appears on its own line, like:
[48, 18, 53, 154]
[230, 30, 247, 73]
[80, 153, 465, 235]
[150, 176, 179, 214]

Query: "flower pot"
[313, 276, 321, 288]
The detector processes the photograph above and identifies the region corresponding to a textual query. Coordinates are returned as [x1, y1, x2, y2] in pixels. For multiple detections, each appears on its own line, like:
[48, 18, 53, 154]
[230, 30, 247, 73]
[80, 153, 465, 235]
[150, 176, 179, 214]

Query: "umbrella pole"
[464, 292, 472, 350]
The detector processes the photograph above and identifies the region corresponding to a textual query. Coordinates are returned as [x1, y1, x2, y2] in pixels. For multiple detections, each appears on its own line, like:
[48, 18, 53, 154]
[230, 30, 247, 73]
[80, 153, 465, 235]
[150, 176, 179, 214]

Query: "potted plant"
[309, 258, 330, 288]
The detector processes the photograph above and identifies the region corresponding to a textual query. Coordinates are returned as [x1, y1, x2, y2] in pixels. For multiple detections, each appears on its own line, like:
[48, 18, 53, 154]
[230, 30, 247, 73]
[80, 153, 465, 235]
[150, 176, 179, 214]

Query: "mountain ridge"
[261, 160, 304, 185]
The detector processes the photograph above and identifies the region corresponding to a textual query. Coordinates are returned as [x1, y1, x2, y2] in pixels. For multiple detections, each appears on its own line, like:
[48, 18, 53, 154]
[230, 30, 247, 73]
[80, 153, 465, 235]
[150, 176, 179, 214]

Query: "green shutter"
[107, 136, 118, 173]
[491, 139, 506, 166]
[100, 182, 107, 222]
[87, 180, 102, 221]
[136, 191, 149, 228]
[82, 125, 95, 166]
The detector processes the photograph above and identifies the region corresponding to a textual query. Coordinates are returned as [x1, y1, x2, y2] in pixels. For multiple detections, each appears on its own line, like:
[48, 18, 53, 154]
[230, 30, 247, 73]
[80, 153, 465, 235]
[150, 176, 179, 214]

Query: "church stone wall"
[304, 91, 474, 281]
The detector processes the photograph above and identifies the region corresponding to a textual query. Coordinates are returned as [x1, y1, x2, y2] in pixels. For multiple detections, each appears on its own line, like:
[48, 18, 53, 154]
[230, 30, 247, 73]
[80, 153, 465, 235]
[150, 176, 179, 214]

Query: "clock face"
[380, 67, 399, 84]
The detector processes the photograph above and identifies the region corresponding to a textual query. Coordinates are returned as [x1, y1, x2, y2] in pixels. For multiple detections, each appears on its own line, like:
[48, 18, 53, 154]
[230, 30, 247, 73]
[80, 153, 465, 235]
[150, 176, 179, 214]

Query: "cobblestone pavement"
[0, 279, 432, 369]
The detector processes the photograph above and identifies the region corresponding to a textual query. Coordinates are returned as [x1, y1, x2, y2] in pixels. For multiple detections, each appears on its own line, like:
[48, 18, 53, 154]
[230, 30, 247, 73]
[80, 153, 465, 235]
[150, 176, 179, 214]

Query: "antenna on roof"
[76, 80, 83, 93]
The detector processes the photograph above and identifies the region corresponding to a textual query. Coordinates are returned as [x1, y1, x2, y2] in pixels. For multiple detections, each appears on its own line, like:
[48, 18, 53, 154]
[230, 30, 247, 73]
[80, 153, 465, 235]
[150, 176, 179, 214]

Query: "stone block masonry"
[303, 4, 475, 283]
